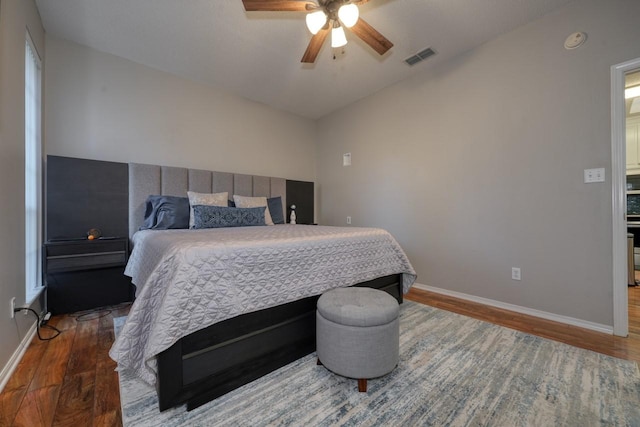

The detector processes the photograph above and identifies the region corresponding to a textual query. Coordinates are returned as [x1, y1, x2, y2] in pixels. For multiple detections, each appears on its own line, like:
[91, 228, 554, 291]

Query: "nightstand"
[44, 238, 134, 314]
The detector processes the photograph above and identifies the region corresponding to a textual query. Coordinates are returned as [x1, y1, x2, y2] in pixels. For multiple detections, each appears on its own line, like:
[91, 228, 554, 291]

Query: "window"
[25, 31, 42, 302]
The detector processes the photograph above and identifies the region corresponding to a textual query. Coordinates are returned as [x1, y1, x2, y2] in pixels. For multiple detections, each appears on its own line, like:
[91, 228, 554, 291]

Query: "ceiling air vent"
[404, 47, 436, 66]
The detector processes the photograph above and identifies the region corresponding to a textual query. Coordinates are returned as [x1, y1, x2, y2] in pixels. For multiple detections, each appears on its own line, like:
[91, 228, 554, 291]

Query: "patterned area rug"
[115, 301, 640, 426]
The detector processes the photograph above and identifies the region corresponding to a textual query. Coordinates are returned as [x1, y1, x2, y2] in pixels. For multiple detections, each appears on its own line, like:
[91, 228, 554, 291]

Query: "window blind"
[25, 33, 42, 300]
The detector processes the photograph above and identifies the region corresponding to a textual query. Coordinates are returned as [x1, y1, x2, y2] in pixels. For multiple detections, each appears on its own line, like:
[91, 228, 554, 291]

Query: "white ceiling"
[35, 0, 574, 119]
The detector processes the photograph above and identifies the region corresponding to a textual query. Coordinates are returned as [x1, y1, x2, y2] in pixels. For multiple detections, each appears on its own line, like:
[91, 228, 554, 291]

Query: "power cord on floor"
[14, 307, 61, 341]
[68, 301, 132, 322]
[71, 309, 112, 322]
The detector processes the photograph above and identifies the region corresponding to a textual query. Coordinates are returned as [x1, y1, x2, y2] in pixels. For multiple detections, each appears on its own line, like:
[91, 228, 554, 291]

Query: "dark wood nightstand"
[44, 238, 134, 314]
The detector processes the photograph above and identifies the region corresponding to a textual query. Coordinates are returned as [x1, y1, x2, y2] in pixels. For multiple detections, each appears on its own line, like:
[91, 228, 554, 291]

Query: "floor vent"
[404, 47, 436, 66]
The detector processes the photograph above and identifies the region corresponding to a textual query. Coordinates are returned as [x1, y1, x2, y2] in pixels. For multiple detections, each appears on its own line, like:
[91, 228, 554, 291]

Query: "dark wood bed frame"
[156, 274, 404, 411]
[44, 157, 406, 412]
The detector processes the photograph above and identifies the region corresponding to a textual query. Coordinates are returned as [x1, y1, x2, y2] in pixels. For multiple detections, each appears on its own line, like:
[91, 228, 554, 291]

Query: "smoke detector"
[564, 32, 587, 50]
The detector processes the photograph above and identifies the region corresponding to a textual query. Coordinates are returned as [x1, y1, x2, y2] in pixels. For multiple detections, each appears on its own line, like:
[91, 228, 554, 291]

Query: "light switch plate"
[511, 267, 521, 281]
[584, 168, 605, 183]
[343, 153, 351, 167]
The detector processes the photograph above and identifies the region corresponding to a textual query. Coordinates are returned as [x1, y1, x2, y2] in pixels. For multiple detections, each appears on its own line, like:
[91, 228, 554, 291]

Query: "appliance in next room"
[626, 175, 640, 272]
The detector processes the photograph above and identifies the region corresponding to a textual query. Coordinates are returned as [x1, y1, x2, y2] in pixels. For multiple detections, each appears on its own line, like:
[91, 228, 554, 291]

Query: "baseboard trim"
[413, 283, 613, 335]
[0, 321, 38, 393]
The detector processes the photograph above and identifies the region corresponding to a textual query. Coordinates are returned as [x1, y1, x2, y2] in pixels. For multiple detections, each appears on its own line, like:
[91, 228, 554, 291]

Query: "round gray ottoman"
[316, 287, 400, 392]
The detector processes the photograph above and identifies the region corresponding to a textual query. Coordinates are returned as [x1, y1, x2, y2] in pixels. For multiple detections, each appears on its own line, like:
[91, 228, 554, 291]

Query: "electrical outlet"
[346, 216, 352, 225]
[10, 297, 16, 319]
[511, 267, 521, 281]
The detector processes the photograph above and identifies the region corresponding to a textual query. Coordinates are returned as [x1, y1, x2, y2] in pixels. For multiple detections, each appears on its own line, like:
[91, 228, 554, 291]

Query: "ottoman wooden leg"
[358, 379, 367, 392]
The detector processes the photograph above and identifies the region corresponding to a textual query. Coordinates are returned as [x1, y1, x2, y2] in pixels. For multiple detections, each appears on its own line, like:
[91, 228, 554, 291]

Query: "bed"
[109, 163, 416, 411]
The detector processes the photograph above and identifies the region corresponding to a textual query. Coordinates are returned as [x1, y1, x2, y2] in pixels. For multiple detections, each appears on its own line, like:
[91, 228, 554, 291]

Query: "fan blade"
[301, 28, 329, 63]
[350, 18, 393, 55]
[242, 0, 315, 11]
[353, 0, 370, 4]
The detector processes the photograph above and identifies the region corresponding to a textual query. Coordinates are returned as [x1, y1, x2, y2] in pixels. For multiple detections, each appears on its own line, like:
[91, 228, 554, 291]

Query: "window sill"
[25, 286, 44, 306]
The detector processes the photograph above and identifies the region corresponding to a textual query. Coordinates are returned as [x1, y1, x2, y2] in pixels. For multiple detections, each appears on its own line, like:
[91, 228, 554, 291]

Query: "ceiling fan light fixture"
[331, 25, 348, 48]
[338, 3, 359, 28]
[306, 10, 327, 35]
[243, 0, 393, 63]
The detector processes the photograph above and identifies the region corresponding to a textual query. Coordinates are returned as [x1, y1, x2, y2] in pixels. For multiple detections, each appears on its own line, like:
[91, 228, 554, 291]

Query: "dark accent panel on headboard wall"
[46, 156, 128, 241]
[286, 180, 314, 225]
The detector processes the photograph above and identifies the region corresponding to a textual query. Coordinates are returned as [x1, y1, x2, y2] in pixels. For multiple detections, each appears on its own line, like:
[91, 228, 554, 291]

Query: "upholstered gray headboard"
[129, 163, 286, 238]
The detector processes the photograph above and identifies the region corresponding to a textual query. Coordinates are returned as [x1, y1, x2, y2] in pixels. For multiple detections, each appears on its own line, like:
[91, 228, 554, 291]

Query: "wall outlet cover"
[584, 168, 605, 183]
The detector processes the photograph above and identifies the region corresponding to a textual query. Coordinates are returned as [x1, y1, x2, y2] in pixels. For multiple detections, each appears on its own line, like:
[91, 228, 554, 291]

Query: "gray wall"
[0, 0, 45, 377]
[317, 0, 640, 327]
[44, 36, 317, 182]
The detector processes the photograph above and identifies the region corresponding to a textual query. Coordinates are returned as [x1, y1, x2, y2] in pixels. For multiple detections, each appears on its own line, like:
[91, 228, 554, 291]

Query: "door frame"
[612, 57, 640, 336]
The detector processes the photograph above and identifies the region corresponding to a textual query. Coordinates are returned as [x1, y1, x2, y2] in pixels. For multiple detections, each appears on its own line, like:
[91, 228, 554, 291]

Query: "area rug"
[115, 301, 640, 426]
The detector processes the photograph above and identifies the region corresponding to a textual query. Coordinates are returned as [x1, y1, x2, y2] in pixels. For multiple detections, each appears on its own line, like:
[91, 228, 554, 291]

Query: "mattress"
[109, 224, 416, 385]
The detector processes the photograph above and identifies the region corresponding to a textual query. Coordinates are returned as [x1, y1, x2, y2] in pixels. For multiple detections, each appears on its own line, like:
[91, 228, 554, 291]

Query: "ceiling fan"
[242, 0, 393, 63]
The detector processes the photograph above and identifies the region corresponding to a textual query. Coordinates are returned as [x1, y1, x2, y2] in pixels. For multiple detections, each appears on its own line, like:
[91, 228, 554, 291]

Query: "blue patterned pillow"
[192, 205, 266, 229]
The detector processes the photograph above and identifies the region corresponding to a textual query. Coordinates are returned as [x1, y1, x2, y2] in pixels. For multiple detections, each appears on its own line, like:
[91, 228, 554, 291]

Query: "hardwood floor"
[407, 286, 640, 364]
[2, 286, 640, 426]
[0, 304, 130, 427]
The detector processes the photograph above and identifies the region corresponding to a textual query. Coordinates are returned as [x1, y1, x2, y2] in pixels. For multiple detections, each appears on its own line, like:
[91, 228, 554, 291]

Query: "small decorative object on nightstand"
[290, 204, 297, 224]
[86, 228, 102, 240]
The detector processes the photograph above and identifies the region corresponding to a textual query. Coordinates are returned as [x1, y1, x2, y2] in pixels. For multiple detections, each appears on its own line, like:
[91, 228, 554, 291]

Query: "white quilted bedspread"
[109, 225, 416, 385]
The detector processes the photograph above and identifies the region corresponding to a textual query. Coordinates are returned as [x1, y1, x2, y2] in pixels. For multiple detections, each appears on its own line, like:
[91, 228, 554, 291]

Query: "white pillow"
[187, 191, 228, 228]
[233, 195, 274, 225]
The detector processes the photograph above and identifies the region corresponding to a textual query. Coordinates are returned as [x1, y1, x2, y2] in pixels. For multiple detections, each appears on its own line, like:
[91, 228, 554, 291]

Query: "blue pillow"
[228, 197, 283, 224]
[267, 196, 285, 225]
[141, 195, 190, 230]
[193, 205, 266, 229]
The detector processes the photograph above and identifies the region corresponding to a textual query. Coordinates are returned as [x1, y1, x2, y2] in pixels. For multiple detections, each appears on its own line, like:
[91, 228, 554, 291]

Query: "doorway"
[612, 58, 640, 337]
